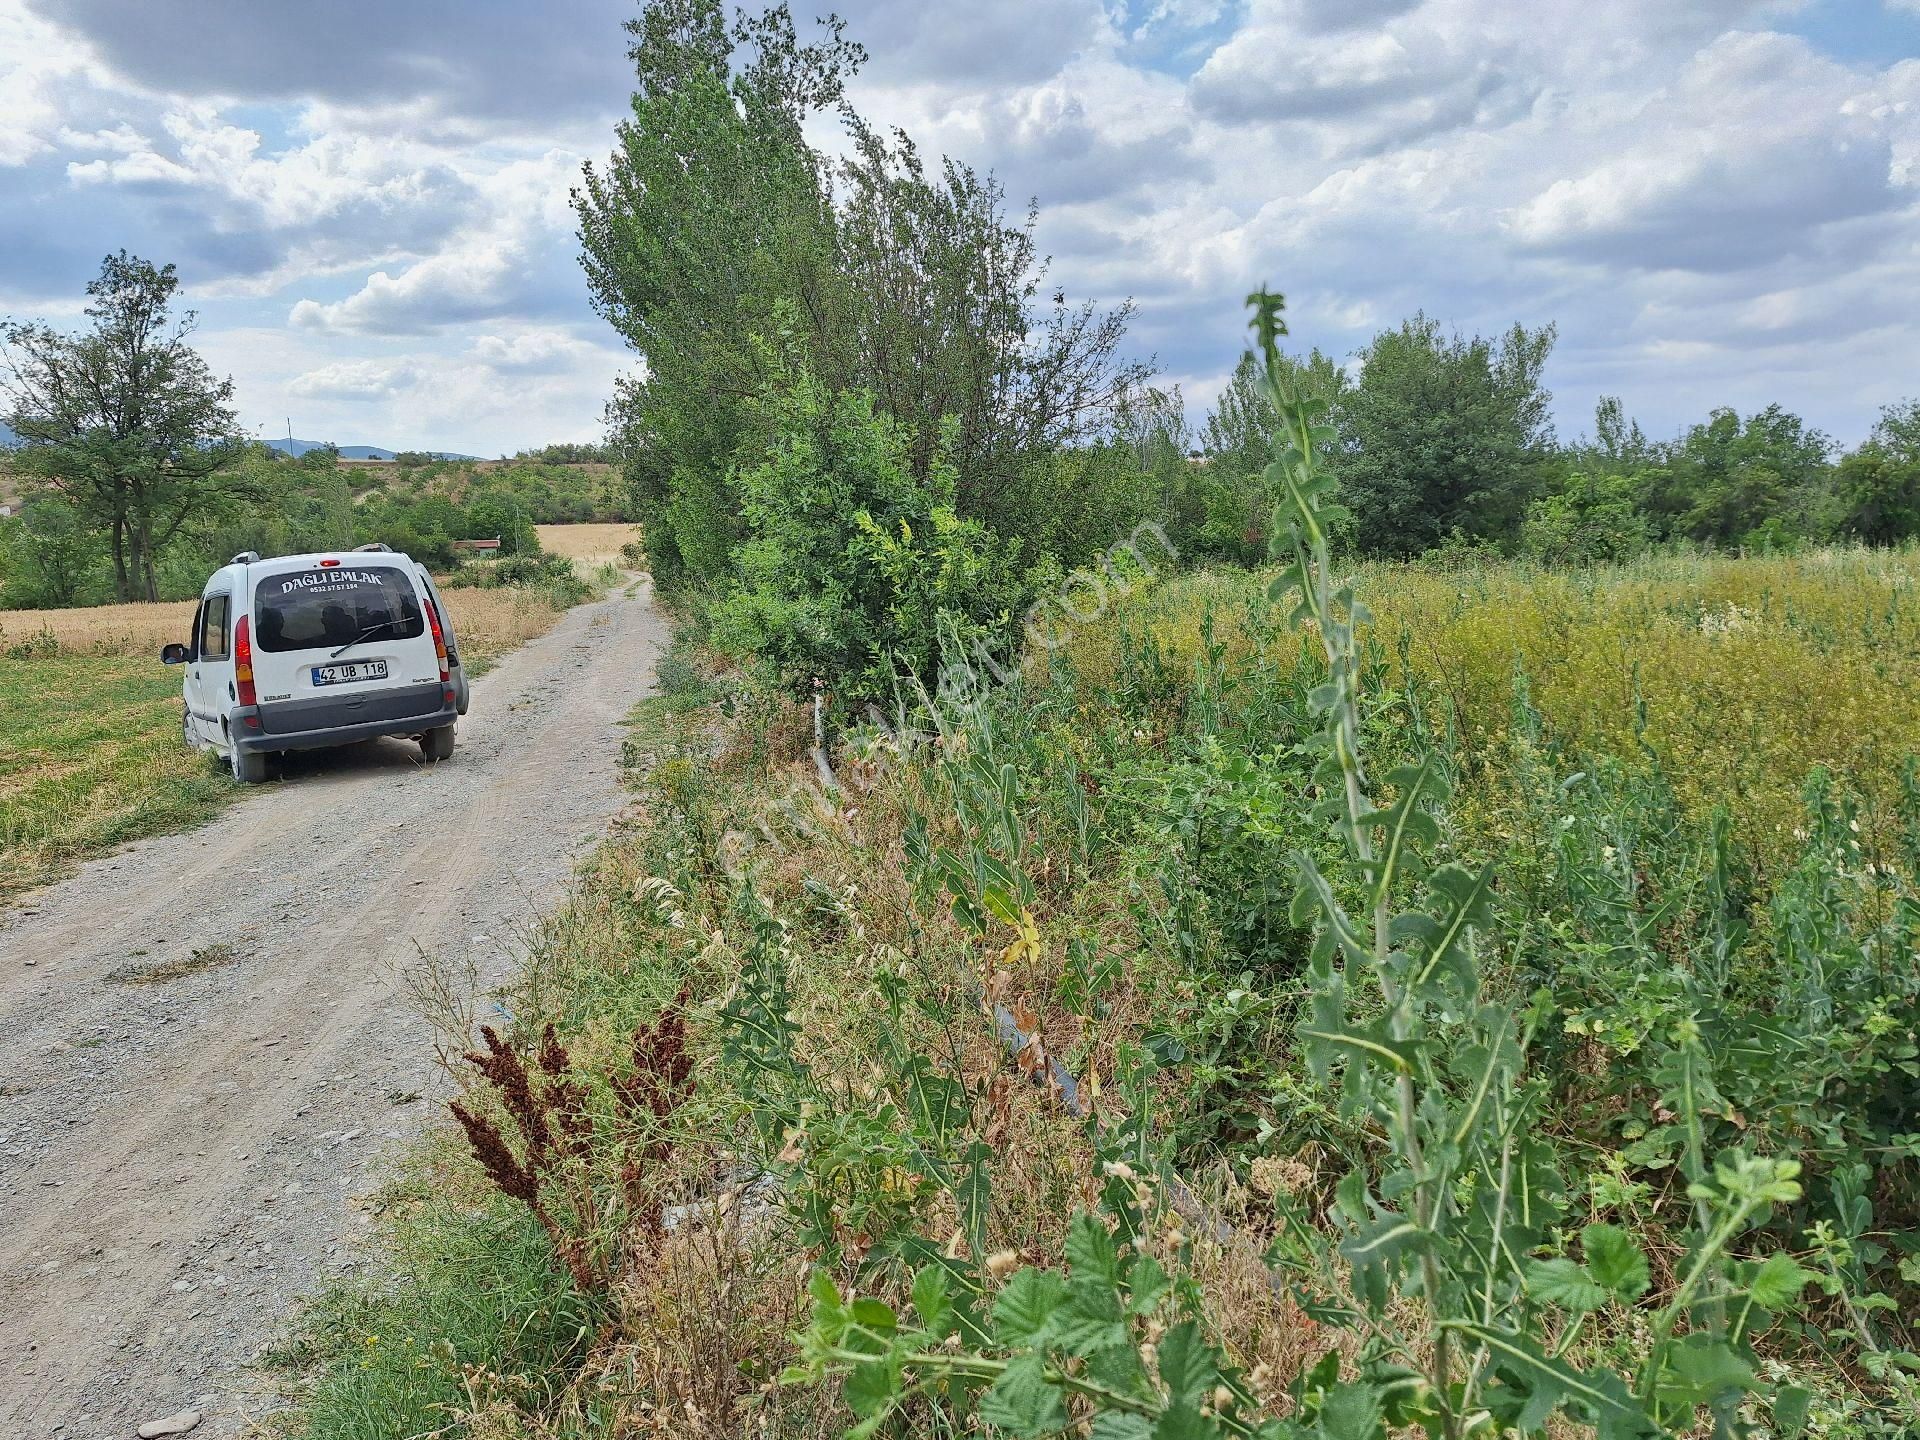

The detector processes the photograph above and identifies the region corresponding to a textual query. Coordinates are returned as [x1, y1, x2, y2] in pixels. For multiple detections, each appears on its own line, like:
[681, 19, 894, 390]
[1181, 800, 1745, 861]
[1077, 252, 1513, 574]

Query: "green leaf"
[1127, 1254, 1171, 1315]
[1300, 1020, 1420, 1077]
[1091, 1416, 1152, 1440]
[1748, 1251, 1812, 1310]
[1338, 1211, 1427, 1270]
[1154, 1320, 1213, 1406]
[1525, 1258, 1609, 1314]
[1086, 1341, 1148, 1396]
[842, 1353, 902, 1419]
[1582, 1223, 1651, 1302]
[1654, 1334, 1755, 1412]
[1354, 758, 1441, 904]
[1447, 1321, 1647, 1431]
[1772, 1385, 1812, 1438]
[992, 1268, 1067, 1348]
[1067, 1212, 1120, 1285]
[957, 1140, 994, 1257]
[806, 1268, 848, 1343]
[981, 883, 1023, 928]
[1317, 1380, 1386, 1440]
[978, 1353, 1067, 1437]
[1404, 861, 1496, 992]
[1151, 1402, 1212, 1440]
[912, 1264, 954, 1338]
[809, 1268, 844, 1311]
[1293, 854, 1371, 968]
[850, 1297, 898, 1334]
[1052, 1280, 1128, 1358]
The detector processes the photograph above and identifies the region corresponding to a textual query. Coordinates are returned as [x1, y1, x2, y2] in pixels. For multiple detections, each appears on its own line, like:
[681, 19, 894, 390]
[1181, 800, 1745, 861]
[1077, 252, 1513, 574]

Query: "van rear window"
[253, 567, 425, 653]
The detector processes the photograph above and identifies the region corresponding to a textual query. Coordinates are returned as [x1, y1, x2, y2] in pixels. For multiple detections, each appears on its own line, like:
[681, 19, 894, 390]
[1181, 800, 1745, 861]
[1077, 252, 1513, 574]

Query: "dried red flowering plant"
[448, 986, 696, 1294]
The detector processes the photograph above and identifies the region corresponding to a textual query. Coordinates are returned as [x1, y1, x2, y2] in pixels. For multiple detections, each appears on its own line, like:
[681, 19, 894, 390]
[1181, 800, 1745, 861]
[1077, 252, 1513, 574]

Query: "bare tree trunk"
[110, 515, 133, 602]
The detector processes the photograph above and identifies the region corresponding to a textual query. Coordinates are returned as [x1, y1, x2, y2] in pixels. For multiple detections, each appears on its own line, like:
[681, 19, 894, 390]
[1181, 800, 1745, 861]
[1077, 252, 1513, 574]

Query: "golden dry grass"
[0, 598, 195, 657]
[0, 585, 571, 665]
[439, 586, 575, 668]
[535, 522, 641, 570]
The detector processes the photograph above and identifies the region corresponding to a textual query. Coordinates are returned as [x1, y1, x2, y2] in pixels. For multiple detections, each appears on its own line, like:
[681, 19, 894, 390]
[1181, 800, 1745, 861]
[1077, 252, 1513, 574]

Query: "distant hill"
[265, 437, 480, 461]
[0, 428, 478, 462]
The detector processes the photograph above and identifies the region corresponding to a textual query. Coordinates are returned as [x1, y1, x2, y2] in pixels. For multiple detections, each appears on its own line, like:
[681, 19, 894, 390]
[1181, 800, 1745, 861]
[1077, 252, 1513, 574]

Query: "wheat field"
[533, 522, 640, 569]
[0, 585, 570, 664]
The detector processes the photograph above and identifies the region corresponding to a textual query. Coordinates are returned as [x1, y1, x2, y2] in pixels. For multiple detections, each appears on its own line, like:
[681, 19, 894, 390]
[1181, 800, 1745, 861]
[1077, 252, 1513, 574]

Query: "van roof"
[227, 549, 417, 576]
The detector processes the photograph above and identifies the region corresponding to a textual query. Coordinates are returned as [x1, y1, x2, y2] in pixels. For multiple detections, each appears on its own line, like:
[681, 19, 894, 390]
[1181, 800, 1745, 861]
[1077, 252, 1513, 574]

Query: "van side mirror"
[161, 642, 189, 665]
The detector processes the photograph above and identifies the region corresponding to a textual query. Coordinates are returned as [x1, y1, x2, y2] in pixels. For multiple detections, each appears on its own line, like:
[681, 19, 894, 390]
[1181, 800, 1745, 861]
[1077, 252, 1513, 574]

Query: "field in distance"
[532, 522, 639, 570]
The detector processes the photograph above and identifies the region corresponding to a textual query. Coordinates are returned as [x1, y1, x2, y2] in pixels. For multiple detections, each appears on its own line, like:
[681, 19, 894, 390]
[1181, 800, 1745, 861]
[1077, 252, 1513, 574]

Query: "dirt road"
[0, 579, 666, 1438]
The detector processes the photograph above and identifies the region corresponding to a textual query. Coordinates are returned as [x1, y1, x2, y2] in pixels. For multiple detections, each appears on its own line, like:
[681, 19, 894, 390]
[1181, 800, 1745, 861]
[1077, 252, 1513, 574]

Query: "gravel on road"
[0, 577, 666, 1439]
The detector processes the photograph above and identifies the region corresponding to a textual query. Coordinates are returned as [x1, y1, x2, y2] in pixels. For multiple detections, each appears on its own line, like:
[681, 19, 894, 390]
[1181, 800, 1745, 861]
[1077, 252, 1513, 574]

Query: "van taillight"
[425, 597, 450, 692]
[235, 614, 258, 710]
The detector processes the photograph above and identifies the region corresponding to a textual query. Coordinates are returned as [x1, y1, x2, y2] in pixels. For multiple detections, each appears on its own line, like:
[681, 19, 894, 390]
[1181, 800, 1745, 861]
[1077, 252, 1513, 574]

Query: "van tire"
[420, 726, 455, 763]
[230, 745, 269, 785]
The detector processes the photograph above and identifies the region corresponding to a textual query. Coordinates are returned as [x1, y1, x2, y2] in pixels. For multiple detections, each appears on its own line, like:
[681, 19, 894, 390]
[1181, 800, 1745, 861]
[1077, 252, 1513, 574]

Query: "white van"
[162, 545, 468, 783]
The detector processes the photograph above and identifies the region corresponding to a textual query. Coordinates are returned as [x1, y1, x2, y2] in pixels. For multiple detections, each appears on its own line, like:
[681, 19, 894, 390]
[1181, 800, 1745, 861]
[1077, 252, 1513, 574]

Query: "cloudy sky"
[1, 0, 1915, 456]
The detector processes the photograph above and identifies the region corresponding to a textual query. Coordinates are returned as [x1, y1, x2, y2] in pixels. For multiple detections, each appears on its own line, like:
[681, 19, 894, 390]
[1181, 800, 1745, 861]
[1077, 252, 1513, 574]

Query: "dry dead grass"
[0, 586, 569, 664]
[0, 599, 195, 658]
[535, 522, 641, 570]
[441, 587, 574, 667]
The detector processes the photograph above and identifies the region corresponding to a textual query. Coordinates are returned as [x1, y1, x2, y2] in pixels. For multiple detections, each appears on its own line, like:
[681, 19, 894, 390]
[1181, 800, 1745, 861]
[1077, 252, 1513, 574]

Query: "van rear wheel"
[230, 744, 269, 784]
[420, 725, 455, 763]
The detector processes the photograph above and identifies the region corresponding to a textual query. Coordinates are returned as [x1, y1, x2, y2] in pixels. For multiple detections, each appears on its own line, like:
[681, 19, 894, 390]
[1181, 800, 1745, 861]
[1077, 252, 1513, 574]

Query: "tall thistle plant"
[784, 293, 1812, 1440]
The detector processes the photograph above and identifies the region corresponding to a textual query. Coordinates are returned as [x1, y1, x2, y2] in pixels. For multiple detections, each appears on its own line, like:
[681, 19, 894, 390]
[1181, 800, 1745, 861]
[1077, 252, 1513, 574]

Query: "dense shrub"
[710, 351, 1021, 702]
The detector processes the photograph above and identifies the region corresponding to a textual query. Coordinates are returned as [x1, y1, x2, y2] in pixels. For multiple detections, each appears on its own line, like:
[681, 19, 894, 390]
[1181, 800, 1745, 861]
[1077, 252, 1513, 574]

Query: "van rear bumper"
[229, 689, 457, 753]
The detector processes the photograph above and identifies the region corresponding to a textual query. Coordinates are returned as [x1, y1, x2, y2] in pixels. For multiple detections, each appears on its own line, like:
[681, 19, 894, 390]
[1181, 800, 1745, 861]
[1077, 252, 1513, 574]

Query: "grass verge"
[0, 652, 235, 904]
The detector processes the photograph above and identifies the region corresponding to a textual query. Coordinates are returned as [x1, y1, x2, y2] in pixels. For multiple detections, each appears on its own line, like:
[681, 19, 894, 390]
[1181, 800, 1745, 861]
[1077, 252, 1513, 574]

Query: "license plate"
[311, 659, 389, 686]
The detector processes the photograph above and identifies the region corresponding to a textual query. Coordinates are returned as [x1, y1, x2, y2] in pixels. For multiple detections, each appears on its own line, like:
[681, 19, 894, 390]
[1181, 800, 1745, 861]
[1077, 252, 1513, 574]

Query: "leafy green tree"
[0, 494, 103, 606]
[576, 0, 857, 587]
[710, 339, 1019, 701]
[1520, 469, 1650, 566]
[1653, 404, 1833, 547]
[464, 495, 539, 554]
[0, 252, 249, 600]
[577, 0, 1148, 593]
[1334, 314, 1556, 557]
[833, 123, 1148, 550]
[1197, 348, 1345, 561]
[1589, 394, 1655, 470]
[1834, 399, 1920, 545]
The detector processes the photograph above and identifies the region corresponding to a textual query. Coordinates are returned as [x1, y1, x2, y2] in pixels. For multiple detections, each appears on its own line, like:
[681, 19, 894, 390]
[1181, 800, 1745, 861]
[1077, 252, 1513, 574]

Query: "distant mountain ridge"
[265, 437, 479, 461]
[0, 425, 477, 462]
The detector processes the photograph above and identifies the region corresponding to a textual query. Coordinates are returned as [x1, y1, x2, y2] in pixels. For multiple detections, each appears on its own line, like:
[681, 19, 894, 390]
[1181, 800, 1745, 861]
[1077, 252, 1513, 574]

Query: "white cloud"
[471, 329, 596, 374]
[287, 359, 417, 401]
[1508, 32, 1910, 271]
[0, 2, 97, 166]
[286, 148, 580, 334]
